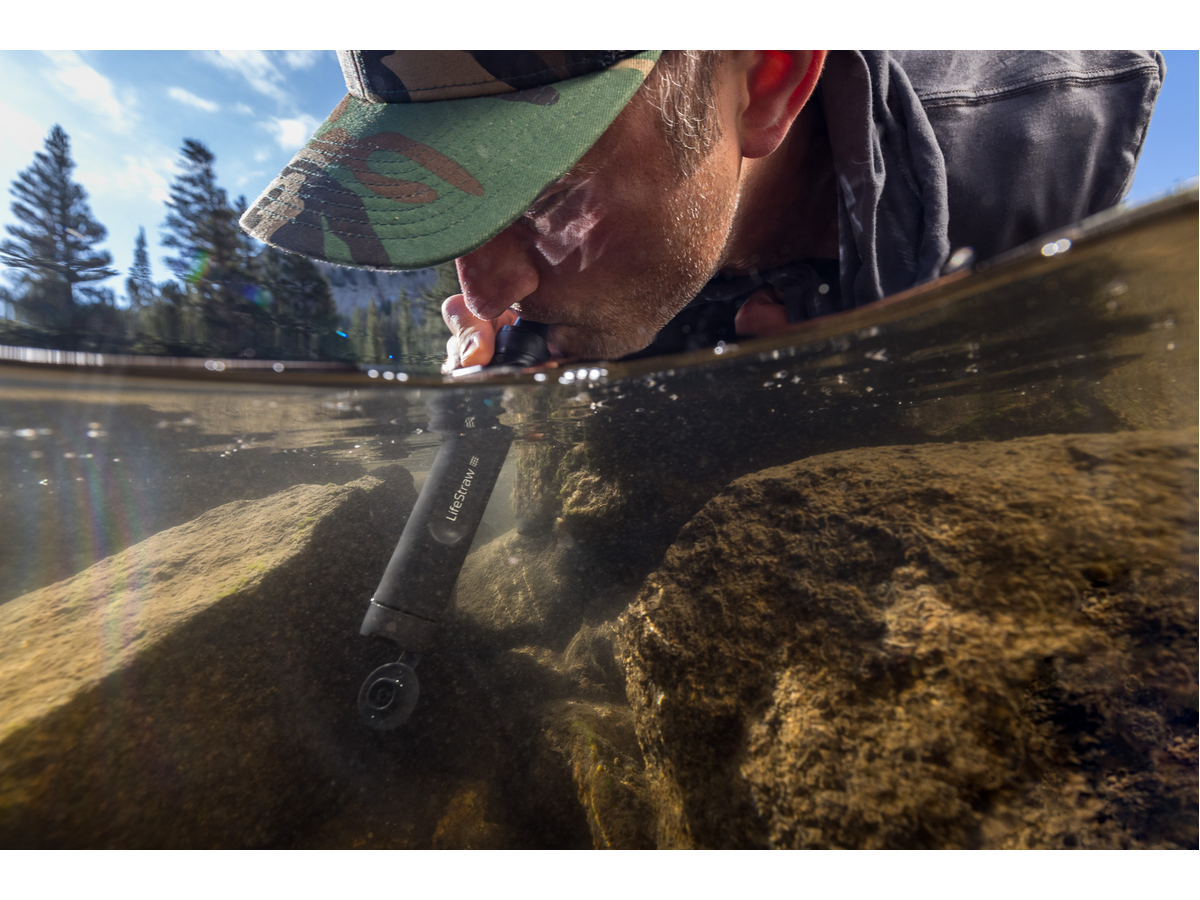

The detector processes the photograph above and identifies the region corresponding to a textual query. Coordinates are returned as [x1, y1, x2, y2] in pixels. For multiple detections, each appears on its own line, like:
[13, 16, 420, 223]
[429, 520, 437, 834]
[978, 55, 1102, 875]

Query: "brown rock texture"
[619, 430, 1198, 849]
[453, 527, 639, 645]
[0, 466, 418, 848]
[519, 622, 656, 849]
[540, 699, 655, 849]
[454, 530, 582, 638]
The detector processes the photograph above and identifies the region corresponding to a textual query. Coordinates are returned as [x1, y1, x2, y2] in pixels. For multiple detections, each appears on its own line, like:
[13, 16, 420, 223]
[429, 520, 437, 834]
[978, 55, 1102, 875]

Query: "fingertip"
[459, 329, 494, 367]
[441, 292, 466, 318]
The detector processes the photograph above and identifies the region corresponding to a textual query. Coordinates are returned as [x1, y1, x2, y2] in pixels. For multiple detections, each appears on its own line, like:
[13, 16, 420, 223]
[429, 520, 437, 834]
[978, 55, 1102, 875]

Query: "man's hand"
[441, 294, 518, 372]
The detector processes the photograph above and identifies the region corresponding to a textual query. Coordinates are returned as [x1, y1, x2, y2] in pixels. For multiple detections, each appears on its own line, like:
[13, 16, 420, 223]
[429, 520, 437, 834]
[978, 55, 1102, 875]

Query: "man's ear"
[736, 51, 827, 160]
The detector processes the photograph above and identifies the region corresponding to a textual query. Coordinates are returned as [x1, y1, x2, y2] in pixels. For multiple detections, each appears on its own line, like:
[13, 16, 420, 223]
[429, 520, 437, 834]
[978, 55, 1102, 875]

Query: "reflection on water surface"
[0, 191, 1195, 848]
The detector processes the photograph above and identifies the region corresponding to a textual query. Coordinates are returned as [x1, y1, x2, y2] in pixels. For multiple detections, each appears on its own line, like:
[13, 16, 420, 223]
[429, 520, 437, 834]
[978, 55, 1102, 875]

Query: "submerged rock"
[453, 530, 581, 639]
[619, 430, 1198, 849]
[540, 699, 655, 849]
[0, 466, 418, 848]
[453, 527, 641, 645]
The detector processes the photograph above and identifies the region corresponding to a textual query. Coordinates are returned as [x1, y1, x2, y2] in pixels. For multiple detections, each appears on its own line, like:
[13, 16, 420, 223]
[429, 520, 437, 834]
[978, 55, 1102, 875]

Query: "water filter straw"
[357, 321, 551, 730]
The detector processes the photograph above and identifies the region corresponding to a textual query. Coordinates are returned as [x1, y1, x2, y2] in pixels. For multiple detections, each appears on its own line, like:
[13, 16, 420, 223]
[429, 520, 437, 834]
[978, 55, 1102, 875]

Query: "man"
[239, 51, 1164, 369]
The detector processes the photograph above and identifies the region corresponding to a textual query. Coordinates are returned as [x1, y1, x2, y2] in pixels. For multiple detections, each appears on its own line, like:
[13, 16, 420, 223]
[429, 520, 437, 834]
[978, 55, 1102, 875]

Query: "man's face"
[455, 79, 742, 359]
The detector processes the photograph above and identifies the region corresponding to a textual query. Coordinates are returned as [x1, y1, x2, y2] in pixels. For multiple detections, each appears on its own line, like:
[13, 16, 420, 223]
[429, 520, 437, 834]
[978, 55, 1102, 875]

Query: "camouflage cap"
[239, 50, 663, 270]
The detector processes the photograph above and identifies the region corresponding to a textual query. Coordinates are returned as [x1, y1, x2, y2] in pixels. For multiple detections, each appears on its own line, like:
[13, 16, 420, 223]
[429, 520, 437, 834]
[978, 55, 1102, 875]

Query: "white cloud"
[167, 87, 219, 113]
[114, 155, 174, 205]
[41, 50, 136, 133]
[0, 97, 50, 181]
[262, 114, 320, 151]
[254, 149, 270, 162]
[234, 102, 255, 116]
[234, 171, 265, 189]
[74, 151, 174, 206]
[200, 50, 288, 104]
[282, 50, 323, 70]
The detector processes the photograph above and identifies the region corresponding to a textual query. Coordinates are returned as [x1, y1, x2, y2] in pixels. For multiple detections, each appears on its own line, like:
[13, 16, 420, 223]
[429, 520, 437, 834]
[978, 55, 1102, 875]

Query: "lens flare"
[185, 251, 211, 284]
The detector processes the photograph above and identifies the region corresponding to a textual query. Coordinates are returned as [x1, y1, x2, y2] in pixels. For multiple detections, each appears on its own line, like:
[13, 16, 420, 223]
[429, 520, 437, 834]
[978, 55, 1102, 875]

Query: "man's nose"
[456, 225, 540, 321]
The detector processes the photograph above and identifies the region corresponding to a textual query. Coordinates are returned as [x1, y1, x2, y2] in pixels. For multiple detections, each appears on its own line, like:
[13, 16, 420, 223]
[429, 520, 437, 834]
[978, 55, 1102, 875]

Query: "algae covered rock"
[453, 529, 581, 639]
[619, 430, 1198, 849]
[453, 526, 641, 645]
[0, 466, 418, 848]
[540, 699, 655, 849]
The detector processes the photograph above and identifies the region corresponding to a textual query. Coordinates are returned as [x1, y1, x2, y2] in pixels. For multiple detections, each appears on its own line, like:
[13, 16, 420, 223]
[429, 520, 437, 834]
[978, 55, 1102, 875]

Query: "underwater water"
[0, 190, 1195, 849]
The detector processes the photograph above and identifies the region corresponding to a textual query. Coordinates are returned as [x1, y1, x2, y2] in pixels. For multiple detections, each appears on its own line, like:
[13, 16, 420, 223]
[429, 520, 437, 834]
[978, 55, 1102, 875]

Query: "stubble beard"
[547, 162, 738, 361]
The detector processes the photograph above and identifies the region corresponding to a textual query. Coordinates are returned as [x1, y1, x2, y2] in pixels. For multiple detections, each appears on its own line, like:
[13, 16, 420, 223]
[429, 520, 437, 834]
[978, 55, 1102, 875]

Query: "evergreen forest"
[0, 126, 452, 366]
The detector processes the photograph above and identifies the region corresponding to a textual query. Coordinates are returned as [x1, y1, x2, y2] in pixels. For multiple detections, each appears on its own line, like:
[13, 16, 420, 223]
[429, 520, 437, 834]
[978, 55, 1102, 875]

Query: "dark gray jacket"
[826, 49, 1165, 307]
[637, 50, 1164, 356]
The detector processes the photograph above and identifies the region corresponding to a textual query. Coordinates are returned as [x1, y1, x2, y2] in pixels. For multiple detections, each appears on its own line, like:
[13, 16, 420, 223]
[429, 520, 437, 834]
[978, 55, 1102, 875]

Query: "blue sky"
[0, 49, 1196, 302]
[0, 50, 347, 295]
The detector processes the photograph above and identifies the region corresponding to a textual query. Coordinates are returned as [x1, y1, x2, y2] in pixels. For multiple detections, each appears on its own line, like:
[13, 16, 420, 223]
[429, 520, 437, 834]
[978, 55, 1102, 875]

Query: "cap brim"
[240, 51, 662, 270]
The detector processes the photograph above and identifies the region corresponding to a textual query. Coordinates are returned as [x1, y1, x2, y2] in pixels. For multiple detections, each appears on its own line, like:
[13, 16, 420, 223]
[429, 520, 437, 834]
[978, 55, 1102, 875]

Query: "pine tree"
[396, 286, 415, 360]
[0, 125, 115, 333]
[160, 139, 252, 344]
[125, 226, 155, 312]
[365, 296, 384, 363]
[349, 307, 366, 359]
[256, 245, 336, 355]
